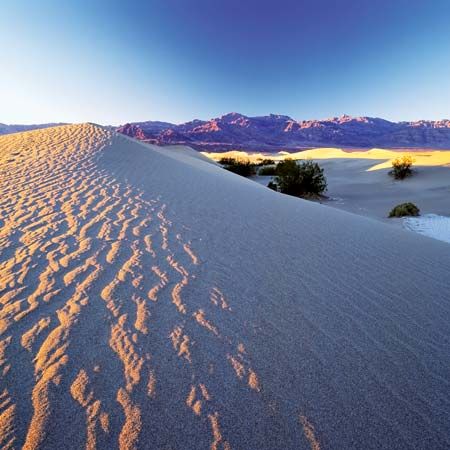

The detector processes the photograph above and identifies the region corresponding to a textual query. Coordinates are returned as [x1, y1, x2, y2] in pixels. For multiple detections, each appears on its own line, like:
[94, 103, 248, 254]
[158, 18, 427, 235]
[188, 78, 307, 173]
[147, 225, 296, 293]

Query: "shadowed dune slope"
[1, 124, 450, 449]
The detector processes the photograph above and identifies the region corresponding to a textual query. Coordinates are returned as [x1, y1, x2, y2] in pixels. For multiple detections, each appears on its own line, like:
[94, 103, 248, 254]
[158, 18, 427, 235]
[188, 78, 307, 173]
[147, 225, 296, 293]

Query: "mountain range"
[3, 114, 450, 151]
[117, 113, 450, 151]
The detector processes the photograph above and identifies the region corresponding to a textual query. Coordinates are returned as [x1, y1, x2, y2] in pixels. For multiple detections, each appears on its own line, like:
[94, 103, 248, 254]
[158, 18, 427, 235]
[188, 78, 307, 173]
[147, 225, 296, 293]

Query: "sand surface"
[308, 158, 450, 221]
[403, 214, 450, 244]
[1, 124, 450, 449]
[233, 148, 450, 224]
[203, 148, 450, 169]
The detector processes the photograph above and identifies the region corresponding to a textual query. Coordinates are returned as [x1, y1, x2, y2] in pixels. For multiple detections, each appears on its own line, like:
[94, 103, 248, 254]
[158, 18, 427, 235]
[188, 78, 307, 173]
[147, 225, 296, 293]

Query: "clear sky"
[1, 0, 450, 125]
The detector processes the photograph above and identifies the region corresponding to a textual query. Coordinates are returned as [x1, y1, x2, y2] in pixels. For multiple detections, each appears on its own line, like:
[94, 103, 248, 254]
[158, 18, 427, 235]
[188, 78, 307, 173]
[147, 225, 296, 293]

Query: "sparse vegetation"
[218, 157, 237, 165]
[390, 155, 415, 180]
[219, 157, 256, 177]
[257, 158, 275, 166]
[388, 202, 420, 218]
[258, 165, 276, 176]
[272, 159, 327, 197]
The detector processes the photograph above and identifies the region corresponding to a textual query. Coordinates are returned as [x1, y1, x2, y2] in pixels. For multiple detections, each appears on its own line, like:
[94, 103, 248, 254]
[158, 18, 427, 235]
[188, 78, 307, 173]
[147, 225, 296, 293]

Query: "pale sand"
[403, 214, 450, 244]
[223, 148, 450, 224]
[1, 124, 450, 449]
[203, 147, 450, 171]
[298, 158, 450, 222]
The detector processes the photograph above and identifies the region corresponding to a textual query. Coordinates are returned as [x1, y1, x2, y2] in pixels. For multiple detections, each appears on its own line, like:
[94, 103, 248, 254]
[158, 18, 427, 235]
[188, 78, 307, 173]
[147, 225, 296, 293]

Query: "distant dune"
[204, 147, 450, 170]
[1, 124, 450, 449]
[0, 123, 67, 136]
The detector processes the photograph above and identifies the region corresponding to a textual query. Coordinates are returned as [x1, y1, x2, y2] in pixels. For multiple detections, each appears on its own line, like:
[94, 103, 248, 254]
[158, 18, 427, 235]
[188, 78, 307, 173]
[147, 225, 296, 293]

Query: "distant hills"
[0, 123, 66, 135]
[117, 113, 450, 151]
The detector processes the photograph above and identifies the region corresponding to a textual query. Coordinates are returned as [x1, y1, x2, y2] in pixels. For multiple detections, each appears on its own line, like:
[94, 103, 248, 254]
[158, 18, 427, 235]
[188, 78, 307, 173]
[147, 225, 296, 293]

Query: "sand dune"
[404, 214, 450, 244]
[297, 157, 450, 222]
[1, 124, 450, 449]
[222, 148, 450, 224]
[203, 147, 450, 171]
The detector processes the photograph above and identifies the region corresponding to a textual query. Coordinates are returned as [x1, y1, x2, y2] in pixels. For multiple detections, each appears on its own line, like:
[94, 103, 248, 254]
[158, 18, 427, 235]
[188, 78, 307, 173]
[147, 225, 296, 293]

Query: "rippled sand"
[404, 214, 450, 244]
[1, 124, 450, 449]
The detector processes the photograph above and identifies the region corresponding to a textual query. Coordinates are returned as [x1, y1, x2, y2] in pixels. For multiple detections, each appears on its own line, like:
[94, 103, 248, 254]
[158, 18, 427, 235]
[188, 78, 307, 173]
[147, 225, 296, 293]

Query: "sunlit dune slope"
[1, 124, 450, 449]
[203, 148, 450, 171]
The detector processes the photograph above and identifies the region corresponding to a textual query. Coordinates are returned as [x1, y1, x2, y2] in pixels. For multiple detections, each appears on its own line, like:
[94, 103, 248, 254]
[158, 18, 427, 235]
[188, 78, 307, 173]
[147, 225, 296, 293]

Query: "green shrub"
[259, 158, 275, 166]
[274, 159, 327, 197]
[218, 157, 238, 165]
[390, 155, 415, 180]
[258, 165, 276, 176]
[221, 158, 256, 177]
[388, 202, 420, 217]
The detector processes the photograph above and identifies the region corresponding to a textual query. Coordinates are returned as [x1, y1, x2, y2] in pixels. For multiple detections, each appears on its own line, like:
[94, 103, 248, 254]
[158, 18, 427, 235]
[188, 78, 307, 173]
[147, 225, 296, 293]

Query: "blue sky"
[1, 0, 450, 124]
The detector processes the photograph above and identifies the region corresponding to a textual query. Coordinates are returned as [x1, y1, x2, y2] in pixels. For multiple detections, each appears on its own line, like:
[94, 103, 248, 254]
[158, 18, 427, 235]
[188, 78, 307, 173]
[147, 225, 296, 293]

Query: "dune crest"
[0, 125, 268, 448]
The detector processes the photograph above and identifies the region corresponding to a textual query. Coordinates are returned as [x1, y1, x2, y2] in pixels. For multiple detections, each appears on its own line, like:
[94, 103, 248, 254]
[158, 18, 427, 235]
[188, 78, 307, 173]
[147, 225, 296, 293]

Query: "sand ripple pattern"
[0, 125, 292, 449]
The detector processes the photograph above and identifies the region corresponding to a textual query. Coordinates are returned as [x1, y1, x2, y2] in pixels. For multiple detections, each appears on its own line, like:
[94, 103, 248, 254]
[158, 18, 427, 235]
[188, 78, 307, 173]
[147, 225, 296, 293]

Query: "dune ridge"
[203, 148, 450, 171]
[1, 124, 450, 449]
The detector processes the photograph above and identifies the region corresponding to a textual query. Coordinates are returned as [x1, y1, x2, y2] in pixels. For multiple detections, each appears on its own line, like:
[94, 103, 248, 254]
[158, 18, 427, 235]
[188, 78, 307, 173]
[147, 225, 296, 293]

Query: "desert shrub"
[267, 181, 278, 191]
[388, 202, 420, 218]
[255, 158, 275, 166]
[390, 155, 415, 179]
[218, 157, 237, 165]
[258, 165, 276, 176]
[274, 159, 327, 197]
[221, 158, 256, 177]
